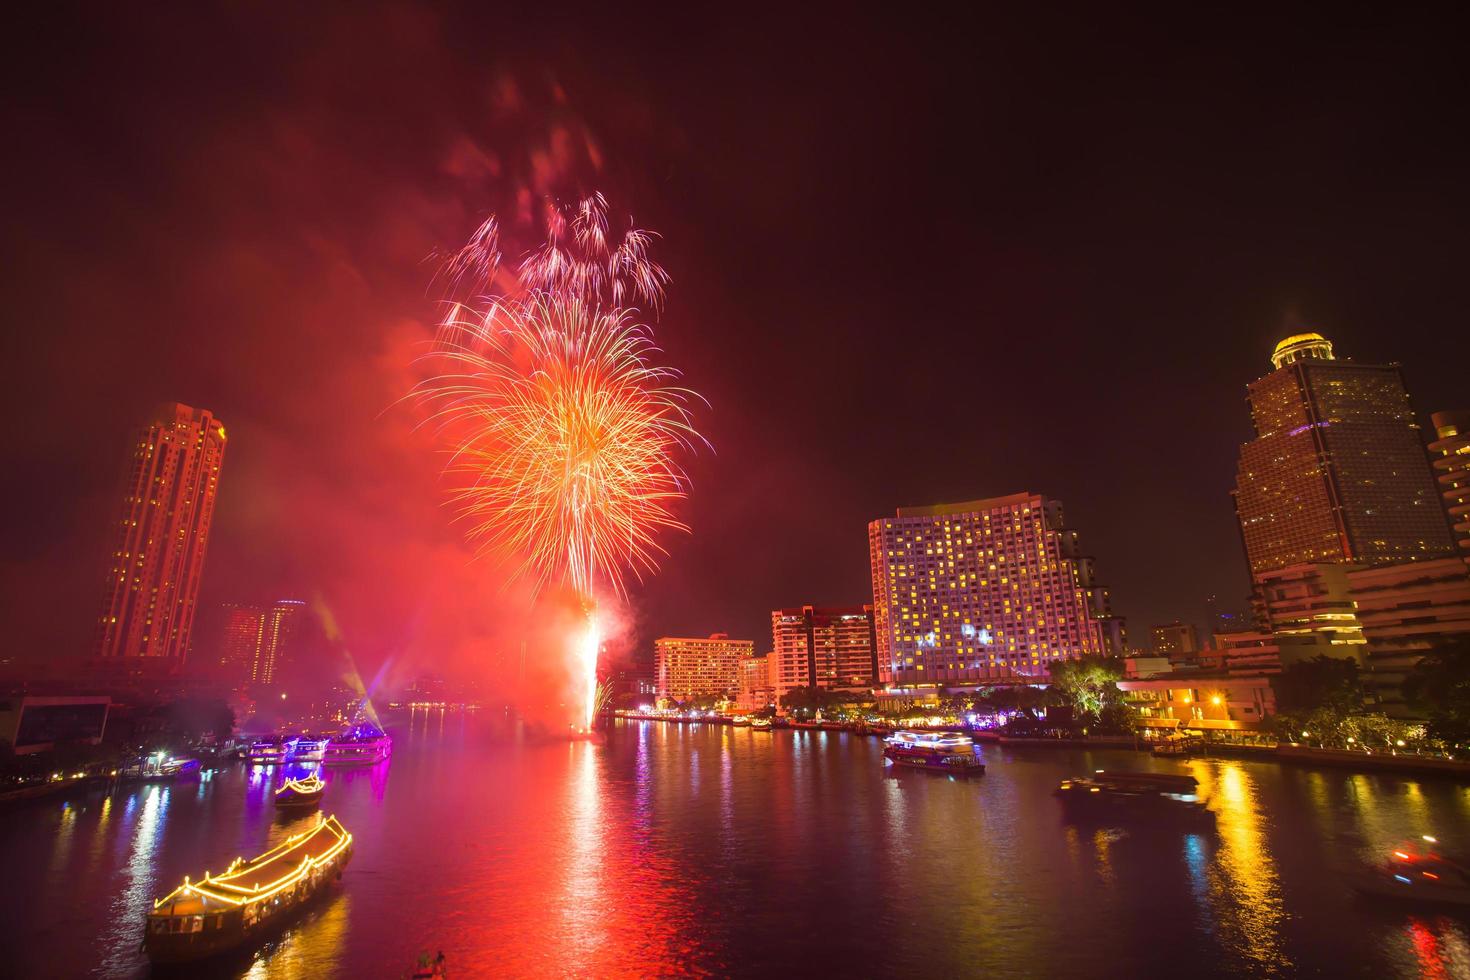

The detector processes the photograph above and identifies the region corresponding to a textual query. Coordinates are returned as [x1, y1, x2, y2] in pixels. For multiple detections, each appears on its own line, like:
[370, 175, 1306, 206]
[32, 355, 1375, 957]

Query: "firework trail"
[417, 194, 701, 729]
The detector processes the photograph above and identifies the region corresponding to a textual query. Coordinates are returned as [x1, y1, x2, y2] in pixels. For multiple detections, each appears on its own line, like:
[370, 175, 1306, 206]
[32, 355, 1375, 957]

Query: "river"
[3, 712, 1469, 978]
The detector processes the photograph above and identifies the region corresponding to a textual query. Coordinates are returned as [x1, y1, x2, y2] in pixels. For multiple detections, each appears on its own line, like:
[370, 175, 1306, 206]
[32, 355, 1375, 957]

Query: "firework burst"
[416, 194, 701, 728]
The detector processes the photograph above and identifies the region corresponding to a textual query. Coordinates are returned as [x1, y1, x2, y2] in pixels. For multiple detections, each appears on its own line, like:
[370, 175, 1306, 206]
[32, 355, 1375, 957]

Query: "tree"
[779, 686, 851, 717]
[1048, 657, 1126, 721]
[1271, 655, 1364, 715]
[1403, 637, 1470, 747]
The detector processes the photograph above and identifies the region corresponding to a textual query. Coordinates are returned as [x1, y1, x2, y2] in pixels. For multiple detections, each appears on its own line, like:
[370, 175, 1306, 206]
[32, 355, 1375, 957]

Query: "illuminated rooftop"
[1271, 332, 1334, 369]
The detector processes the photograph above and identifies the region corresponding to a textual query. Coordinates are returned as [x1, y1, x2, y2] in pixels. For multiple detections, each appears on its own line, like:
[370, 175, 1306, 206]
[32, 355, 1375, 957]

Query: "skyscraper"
[218, 604, 266, 682]
[1429, 410, 1470, 560]
[1233, 333, 1455, 576]
[215, 599, 306, 684]
[95, 403, 227, 665]
[769, 605, 877, 700]
[867, 492, 1125, 688]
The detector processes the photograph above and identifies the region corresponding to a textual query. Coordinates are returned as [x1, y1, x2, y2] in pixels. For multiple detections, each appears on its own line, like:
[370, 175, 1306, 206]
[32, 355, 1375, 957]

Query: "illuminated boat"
[731, 715, 752, 727]
[882, 731, 985, 774]
[273, 774, 326, 809]
[322, 724, 392, 766]
[751, 717, 773, 731]
[286, 736, 329, 763]
[1055, 770, 1211, 824]
[143, 814, 353, 964]
[247, 738, 289, 765]
[1354, 837, 1470, 906]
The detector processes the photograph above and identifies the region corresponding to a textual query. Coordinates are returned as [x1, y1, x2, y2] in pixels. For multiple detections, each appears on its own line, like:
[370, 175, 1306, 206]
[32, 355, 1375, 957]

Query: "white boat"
[882, 731, 985, 774]
[322, 725, 392, 766]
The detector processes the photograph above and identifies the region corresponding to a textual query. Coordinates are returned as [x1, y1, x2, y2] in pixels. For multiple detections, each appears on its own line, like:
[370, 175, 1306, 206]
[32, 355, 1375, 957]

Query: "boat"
[273, 774, 326, 810]
[322, 724, 392, 766]
[143, 814, 353, 964]
[882, 731, 986, 774]
[286, 736, 329, 764]
[1055, 770, 1212, 824]
[1353, 837, 1470, 906]
[247, 737, 289, 765]
[731, 715, 752, 727]
[751, 717, 773, 731]
[790, 720, 820, 730]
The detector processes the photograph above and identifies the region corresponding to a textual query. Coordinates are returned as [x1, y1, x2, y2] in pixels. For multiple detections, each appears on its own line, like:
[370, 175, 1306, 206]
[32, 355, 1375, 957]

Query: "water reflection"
[5, 723, 1470, 977]
[1201, 762, 1289, 974]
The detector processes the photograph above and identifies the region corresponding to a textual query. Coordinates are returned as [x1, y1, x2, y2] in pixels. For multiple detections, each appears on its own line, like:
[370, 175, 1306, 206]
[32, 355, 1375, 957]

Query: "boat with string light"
[143, 814, 353, 964]
[322, 723, 392, 766]
[247, 737, 289, 765]
[273, 774, 326, 810]
[882, 731, 986, 774]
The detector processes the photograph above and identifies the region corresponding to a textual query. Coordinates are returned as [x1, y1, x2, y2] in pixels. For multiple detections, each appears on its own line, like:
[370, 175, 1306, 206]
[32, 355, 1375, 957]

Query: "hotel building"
[769, 605, 877, 701]
[1233, 333, 1455, 575]
[95, 403, 227, 665]
[1429, 410, 1470, 560]
[654, 633, 754, 701]
[867, 492, 1125, 689]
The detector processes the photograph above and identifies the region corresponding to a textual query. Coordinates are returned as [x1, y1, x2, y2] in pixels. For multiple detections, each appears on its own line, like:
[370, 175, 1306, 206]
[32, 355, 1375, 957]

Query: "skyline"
[4, 6, 1468, 680]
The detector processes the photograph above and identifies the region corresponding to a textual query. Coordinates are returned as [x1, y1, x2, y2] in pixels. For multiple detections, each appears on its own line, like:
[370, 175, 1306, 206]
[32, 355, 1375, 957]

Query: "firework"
[418, 195, 701, 728]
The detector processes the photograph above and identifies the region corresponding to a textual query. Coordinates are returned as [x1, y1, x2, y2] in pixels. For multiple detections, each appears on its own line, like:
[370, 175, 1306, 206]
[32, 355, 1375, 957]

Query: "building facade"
[95, 403, 227, 665]
[1233, 333, 1455, 576]
[1150, 622, 1201, 658]
[736, 655, 773, 712]
[1347, 557, 1470, 715]
[654, 634, 754, 701]
[1429, 410, 1470, 560]
[216, 599, 305, 684]
[867, 492, 1125, 689]
[769, 605, 876, 701]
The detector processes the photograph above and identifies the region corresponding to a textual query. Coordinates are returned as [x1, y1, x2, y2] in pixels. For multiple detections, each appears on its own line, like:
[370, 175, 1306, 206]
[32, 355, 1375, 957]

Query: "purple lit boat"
[882, 731, 985, 774]
[322, 724, 392, 766]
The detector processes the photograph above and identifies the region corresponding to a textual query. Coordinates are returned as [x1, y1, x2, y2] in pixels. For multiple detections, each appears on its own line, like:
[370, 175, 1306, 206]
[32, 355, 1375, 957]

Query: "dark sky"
[3, 5, 1465, 680]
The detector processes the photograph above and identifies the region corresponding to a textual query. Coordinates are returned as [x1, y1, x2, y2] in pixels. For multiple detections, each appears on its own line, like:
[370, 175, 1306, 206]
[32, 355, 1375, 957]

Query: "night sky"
[3, 6, 1465, 680]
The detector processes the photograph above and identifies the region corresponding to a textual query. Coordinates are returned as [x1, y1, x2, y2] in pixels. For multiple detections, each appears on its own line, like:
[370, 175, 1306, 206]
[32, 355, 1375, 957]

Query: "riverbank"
[612, 714, 1470, 780]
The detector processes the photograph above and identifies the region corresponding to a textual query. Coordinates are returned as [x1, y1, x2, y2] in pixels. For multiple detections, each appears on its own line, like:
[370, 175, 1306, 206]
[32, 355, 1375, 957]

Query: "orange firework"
[423, 293, 699, 597]
[416, 195, 701, 728]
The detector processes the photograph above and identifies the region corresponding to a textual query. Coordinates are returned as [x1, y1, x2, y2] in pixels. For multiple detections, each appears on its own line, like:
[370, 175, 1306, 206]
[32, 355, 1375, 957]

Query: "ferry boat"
[1354, 836, 1470, 906]
[143, 814, 353, 965]
[286, 736, 329, 764]
[322, 724, 392, 766]
[882, 731, 986, 774]
[731, 716, 752, 727]
[1055, 770, 1211, 823]
[247, 738, 289, 765]
[751, 717, 773, 731]
[274, 774, 326, 810]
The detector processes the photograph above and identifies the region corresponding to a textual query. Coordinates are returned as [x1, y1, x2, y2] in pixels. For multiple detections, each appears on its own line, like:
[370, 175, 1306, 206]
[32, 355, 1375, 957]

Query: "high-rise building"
[95, 403, 227, 665]
[867, 492, 1125, 689]
[1149, 621, 1201, 658]
[215, 599, 305, 684]
[218, 604, 266, 682]
[769, 605, 877, 701]
[1429, 410, 1470, 560]
[654, 634, 754, 701]
[257, 599, 305, 683]
[1233, 333, 1455, 576]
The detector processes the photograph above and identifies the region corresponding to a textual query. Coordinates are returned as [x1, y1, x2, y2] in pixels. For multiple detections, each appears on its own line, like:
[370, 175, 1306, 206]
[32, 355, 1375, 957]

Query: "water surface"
[3, 712, 1469, 977]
